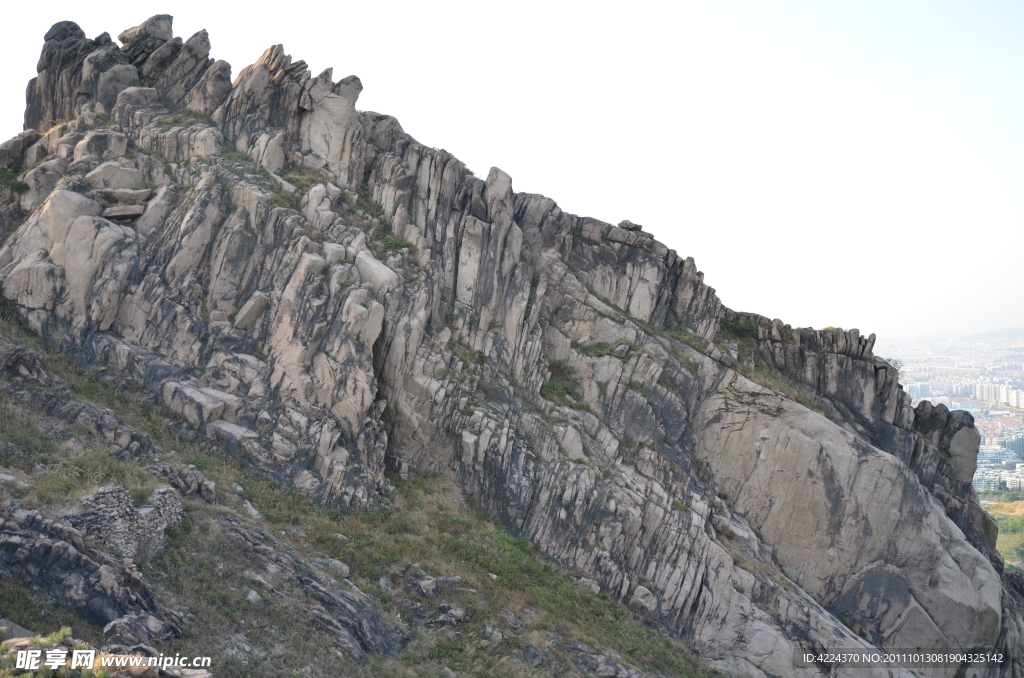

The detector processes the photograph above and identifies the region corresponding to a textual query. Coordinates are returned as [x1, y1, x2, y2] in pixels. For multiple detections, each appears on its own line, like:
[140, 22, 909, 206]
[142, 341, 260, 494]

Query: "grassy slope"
[0, 313, 715, 678]
[984, 501, 1024, 570]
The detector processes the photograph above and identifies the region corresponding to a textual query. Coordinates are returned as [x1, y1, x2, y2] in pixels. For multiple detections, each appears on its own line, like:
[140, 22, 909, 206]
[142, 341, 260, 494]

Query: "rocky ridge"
[0, 14, 1020, 678]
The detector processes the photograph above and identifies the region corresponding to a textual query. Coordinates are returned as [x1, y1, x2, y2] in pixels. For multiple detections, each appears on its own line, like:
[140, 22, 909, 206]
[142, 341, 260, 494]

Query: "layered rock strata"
[0, 498, 182, 640]
[0, 14, 1020, 678]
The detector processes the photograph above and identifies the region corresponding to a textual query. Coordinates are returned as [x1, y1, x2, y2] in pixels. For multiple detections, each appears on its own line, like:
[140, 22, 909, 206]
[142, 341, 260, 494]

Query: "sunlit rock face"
[1, 14, 1021, 678]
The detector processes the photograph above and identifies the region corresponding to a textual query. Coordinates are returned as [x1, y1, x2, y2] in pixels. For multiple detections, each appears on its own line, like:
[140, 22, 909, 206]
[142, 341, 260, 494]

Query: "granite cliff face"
[0, 15, 1021, 678]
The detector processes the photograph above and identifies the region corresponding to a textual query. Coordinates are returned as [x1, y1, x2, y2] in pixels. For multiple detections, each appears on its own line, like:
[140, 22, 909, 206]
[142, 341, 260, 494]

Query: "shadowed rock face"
[0, 14, 1021, 678]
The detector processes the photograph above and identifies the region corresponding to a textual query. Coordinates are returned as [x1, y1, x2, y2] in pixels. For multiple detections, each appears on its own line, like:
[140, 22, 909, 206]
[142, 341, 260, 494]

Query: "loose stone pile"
[70, 486, 183, 562]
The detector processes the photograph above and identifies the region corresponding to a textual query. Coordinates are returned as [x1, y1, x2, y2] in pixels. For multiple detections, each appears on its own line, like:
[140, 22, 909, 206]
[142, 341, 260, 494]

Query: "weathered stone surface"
[0, 130, 40, 168]
[233, 291, 269, 329]
[103, 614, 151, 647]
[70, 486, 183, 561]
[85, 161, 145, 189]
[102, 204, 145, 219]
[0, 499, 181, 638]
[224, 525, 405, 661]
[0, 619, 33, 640]
[117, 14, 173, 67]
[73, 130, 127, 162]
[2, 18, 1021, 678]
[19, 158, 67, 211]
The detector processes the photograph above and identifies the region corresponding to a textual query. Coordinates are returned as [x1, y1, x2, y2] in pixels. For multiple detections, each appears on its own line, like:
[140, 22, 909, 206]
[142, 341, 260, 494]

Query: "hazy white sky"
[1, 1, 1022, 344]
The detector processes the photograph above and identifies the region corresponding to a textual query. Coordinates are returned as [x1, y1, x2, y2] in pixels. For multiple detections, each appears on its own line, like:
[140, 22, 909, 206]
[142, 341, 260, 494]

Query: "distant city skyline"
[890, 328, 1024, 493]
[2, 1, 1023, 340]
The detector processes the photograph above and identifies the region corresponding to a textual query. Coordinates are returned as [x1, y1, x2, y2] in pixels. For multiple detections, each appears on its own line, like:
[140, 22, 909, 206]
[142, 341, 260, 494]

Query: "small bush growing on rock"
[379, 236, 417, 254]
[356, 185, 386, 219]
[0, 166, 29, 201]
[281, 165, 327, 193]
[156, 107, 210, 126]
[579, 342, 611, 357]
[219, 139, 251, 164]
[541, 360, 580, 407]
[268, 191, 297, 209]
[721, 317, 757, 339]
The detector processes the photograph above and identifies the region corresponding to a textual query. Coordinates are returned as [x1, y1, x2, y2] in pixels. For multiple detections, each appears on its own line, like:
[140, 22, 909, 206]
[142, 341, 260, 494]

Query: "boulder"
[103, 615, 151, 648]
[102, 204, 145, 219]
[74, 130, 128, 162]
[0, 619, 33, 640]
[86, 161, 144, 189]
[0, 130, 40, 167]
[19, 158, 66, 211]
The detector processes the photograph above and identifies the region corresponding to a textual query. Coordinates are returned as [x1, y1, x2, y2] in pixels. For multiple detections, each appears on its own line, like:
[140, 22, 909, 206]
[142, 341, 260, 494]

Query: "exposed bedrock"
[0, 14, 1020, 678]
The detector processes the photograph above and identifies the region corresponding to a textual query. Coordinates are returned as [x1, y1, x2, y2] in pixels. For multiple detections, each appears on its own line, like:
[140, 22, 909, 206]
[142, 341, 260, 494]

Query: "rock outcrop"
[0, 499, 182, 640]
[0, 14, 1020, 678]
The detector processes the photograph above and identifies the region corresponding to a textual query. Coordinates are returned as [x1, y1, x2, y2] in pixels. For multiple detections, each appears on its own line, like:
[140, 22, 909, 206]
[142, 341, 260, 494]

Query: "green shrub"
[541, 360, 580, 407]
[579, 342, 611, 357]
[356, 185, 386, 218]
[156, 108, 211, 126]
[0, 165, 29, 201]
[671, 499, 690, 513]
[281, 165, 326, 193]
[0, 578, 103, 645]
[379, 236, 417, 254]
[268, 191, 296, 209]
[996, 514, 1024, 534]
[721, 318, 757, 339]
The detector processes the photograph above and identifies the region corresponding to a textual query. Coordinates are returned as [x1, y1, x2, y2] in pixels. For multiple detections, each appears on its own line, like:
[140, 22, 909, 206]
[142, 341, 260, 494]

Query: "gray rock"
[97, 188, 153, 205]
[118, 15, 174, 66]
[310, 557, 350, 578]
[628, 585, 655, 611]
[225, 526, 406, 660]
[0, 619, 33, 640]
[242, 500, 262, 520]
[19, 158, 65, 211]
[102, 204, 145, 219]
[0, 130, 40, 168]
[435, 575, 462, 589]
[233, 291, 269, 330]
[3, 18, 1022, 678]
[404, 565, 437, 597]
[103, 614, 151, 647]
[74, 130, 128, 162]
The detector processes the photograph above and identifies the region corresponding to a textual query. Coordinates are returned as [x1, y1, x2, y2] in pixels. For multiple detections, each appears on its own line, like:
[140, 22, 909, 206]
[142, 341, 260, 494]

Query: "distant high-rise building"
[909, 383, 931, 399]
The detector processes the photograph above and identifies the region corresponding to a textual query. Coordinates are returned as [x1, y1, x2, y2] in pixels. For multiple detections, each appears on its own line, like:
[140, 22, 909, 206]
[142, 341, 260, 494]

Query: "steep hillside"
[0, 14, 1022, 678]
[0, 312, 711, 677]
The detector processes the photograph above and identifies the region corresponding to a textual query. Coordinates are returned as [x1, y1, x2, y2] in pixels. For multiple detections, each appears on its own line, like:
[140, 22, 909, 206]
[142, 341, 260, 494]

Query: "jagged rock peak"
[24, 15, 231, 132]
